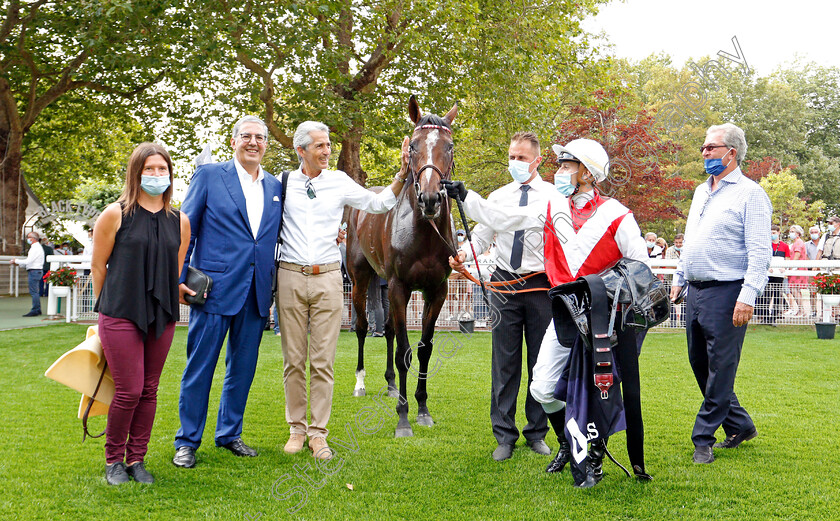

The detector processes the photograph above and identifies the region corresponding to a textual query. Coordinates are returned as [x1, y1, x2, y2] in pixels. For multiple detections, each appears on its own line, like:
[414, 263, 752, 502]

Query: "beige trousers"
[276, 267, 343, 439]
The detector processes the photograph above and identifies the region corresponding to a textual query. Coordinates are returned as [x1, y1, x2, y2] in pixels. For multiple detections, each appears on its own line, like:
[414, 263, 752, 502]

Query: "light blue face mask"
[141, 175, 171, 196]
[704, 148, 734, 176]
[771, 233, 779, 241]
[508, 159, 535, 183]
[554, 174, 575, 197]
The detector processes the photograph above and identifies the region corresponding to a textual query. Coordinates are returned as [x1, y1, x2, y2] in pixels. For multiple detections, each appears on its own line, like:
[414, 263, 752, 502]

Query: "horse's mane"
[415, 114, 450, 130]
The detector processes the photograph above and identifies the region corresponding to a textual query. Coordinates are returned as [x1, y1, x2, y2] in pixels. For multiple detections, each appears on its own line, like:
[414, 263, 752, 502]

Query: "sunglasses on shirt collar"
[305, 178, 316, 199]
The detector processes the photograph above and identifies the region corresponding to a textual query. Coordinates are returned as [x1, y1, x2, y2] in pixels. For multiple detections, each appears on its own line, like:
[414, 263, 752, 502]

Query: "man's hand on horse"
[400, 136, 410, 173]
[441, 180, 467, 201]
[449, 250, 467, 273]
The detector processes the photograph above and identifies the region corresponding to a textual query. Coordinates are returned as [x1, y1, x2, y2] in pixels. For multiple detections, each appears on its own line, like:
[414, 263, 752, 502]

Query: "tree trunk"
[0, 128, 26, 255]
[336, 122, 366, 186]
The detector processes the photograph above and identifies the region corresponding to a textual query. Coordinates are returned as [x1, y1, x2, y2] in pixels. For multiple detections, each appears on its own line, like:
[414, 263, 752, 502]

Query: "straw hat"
[45, 326, 113, 418]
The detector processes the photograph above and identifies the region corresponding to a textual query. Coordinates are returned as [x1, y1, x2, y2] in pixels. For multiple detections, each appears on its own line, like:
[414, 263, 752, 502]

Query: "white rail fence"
[27, 256, 840, 330]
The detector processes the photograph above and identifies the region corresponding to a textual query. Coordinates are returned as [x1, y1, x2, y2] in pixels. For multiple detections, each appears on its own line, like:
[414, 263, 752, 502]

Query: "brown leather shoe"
[284, 433, 306, 454]
[309, 436, 333, 460]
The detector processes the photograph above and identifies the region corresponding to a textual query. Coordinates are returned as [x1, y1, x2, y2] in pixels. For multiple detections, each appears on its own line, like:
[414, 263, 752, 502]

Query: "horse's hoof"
[395, 427, 414, 438]
[416, 413, 434, 427]
[388, 388, 399, 398]
[352, 388, 366, 397]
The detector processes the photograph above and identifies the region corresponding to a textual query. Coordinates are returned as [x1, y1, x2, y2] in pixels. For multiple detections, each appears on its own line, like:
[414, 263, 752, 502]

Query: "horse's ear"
[443, 102, 458, 125]
[408, 95, 421, 125]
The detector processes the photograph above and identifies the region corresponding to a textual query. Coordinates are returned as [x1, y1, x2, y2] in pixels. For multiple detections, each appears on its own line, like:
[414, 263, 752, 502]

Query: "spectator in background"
[817, 216, 840, 260]
[806, 225, 822, 318]
[92, 143, 190, 485]
[665, 233, 684, 326]
[39, 237, 55, 297]
[655, 238, 668, 259]
[645, 232, 662, 258]
[785, 225, 807, 317]
[11, 231, 45, 317]
[757, 224, 789, 325]
[367, 276, 389, 337]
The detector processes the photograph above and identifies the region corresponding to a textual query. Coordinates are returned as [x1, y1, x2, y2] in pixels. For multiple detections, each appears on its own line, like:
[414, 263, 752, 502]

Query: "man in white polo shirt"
[277, 121, 407, 460]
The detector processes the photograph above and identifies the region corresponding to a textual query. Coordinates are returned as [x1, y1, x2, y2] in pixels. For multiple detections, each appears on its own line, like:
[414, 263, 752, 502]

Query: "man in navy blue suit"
[172, 115, 283, 468]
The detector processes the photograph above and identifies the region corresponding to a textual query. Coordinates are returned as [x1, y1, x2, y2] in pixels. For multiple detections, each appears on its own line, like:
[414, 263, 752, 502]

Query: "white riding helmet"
[551, 139, 609, 183]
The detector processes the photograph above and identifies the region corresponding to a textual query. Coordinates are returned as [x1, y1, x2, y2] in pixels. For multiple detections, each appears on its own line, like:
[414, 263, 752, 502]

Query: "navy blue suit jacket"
[180, 160, 283, 316]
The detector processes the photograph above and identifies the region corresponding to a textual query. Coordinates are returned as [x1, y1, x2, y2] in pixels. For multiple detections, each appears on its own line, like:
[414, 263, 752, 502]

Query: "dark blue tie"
[509, 184, 531, 270]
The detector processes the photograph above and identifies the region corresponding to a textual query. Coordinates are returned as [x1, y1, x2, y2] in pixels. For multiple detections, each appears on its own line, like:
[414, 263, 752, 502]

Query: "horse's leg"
[384, 302, 398, 397]
[389, 280, 413, 437]
[351, 268, 373, 397]
[415, 283, 448, 427]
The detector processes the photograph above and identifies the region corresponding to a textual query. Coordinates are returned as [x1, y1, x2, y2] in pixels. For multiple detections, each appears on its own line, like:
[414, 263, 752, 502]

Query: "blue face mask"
[811, 233, 821, 241]
[508, 159, 535, 183]
[771, 233, 779, 241]
[674, 246, 682, 252]
[141, 175, 170, 196]
[704, 148, 734, 176]
[554, 174, 575, 197]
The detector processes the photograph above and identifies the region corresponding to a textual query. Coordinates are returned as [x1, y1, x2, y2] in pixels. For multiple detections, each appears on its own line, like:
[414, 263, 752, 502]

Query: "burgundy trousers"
[98, 314, 174, 464]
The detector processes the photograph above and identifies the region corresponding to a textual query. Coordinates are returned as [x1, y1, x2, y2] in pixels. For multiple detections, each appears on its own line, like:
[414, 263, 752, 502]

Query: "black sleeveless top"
[96, 206, 181, 338]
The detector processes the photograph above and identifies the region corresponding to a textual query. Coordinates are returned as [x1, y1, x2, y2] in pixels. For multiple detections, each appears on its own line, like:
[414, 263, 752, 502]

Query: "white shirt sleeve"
[615, 215, 649, 263]
[342, 176, 397, 213]
[462, 190, 571, 233]
[459, 222, 493, 262]
[22, 242, 45, 270]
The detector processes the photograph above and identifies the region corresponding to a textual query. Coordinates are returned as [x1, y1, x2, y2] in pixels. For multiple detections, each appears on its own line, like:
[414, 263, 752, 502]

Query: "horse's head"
[407, 95, 458, 220]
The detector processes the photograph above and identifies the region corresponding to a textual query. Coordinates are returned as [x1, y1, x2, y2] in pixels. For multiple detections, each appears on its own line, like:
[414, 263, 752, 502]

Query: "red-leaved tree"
[545, 94, 693, 225]
[742, 156, 797, 182]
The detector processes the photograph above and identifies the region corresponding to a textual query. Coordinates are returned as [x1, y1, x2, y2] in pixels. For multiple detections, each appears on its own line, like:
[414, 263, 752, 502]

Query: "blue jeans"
[28, 269, 42, 313]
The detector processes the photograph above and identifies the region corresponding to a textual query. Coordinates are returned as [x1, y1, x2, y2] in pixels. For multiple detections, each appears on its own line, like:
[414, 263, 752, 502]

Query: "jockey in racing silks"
[443, 138, 648, 488]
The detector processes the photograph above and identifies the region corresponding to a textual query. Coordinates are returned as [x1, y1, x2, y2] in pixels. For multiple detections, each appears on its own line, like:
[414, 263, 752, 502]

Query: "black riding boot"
[576, 438, 607, 489]
[545, 409, 571, 473]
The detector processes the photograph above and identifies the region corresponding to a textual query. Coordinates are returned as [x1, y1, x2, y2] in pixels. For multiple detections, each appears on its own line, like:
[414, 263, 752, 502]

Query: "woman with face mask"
[784, 225, 808, 317]
[92, 143, 191, 485]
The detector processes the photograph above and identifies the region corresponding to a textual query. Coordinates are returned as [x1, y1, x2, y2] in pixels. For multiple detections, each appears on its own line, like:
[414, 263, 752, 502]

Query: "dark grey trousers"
[686, 280, 755, 447]
[489, 270, 551, 445]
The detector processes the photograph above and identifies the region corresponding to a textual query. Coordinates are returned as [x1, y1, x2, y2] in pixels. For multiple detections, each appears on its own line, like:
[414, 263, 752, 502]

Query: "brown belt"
[279, 261, 341, 276]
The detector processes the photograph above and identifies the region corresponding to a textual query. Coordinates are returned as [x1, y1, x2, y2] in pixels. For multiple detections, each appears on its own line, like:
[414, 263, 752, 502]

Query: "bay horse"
[345, 95, 457, 437]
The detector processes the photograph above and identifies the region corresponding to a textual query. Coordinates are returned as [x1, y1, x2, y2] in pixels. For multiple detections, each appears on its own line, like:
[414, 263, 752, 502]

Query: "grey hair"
[809, 225, 821, 233]
[232, 116, 268, 140]
[789, 224, 804, 237]
[707, 122, 747, 165]
[293, 121, 330, 159]
[644, 232, 657, 240]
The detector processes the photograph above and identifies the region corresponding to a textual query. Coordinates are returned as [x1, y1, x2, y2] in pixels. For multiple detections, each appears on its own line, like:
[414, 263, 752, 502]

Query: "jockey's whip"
[454, 193, 492, 311]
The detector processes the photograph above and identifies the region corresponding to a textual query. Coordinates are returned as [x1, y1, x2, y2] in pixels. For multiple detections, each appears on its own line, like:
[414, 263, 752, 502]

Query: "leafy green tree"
[21, 93, 150, 204]
[174, 0, 609, 187]
[759, 169, 825, 229]
[548, 93, 694, 234]
[0, 0, 190, 254]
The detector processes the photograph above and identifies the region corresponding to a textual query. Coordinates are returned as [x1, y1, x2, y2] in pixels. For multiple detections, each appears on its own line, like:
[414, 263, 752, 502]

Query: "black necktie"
[509, 185, 531, 270]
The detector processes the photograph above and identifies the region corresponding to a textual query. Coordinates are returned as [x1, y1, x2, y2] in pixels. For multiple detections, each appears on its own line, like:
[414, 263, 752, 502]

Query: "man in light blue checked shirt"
[670, 122, 772, 465]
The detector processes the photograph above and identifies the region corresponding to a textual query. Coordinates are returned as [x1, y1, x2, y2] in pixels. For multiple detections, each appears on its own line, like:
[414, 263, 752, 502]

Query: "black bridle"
[405, 123, 458, 257]
[407, 123, 455, 202]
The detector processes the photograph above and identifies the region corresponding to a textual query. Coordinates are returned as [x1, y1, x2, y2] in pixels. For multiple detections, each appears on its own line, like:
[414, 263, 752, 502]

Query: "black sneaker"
[105, 462, 130, 485]
[126, 461, 154, 483]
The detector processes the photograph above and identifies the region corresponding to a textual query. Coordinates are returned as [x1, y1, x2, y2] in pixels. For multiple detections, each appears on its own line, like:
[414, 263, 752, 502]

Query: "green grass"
[1, 324, 838, 520]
